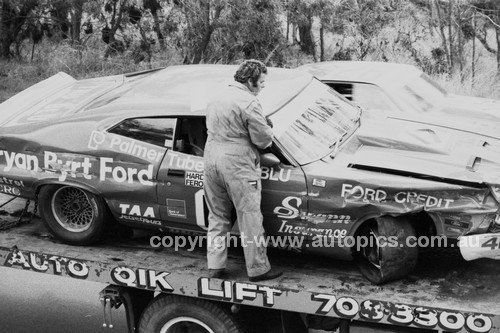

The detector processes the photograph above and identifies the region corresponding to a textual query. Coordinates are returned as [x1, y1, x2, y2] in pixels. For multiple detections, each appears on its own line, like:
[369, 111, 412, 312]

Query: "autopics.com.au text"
[149, 233, 458, 252]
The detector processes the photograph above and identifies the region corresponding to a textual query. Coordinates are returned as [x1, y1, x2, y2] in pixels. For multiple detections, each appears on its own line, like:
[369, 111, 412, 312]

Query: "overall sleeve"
[244, 100, 273, 149]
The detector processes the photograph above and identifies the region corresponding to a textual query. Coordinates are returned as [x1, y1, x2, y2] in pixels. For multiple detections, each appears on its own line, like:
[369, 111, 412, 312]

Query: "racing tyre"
[354, 216, 418, 284]
[39, 185, 107, 245]
[138, 295, 244, 333]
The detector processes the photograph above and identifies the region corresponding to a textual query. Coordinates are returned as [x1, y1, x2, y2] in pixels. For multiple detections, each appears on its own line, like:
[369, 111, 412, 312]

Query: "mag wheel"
[39, 185, 107, 245]
[138, 295, 244, 333]
[354, 216, 418, 284]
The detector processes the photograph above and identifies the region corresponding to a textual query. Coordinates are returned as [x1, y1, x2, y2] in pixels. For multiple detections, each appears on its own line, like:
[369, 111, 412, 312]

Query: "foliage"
[0, 0, 499, 102]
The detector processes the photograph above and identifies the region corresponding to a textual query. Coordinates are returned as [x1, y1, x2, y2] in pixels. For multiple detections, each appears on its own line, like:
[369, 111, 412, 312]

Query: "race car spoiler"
[459, 233, 500, 261]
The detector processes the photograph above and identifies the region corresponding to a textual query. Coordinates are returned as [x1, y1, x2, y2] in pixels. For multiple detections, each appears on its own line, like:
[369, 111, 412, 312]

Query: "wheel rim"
[160, 317, 214, 333]
[51, 186, 95, 232]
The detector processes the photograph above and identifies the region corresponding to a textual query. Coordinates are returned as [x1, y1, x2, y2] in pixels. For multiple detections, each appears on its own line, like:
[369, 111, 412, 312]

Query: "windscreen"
[270, 80, 361, 165]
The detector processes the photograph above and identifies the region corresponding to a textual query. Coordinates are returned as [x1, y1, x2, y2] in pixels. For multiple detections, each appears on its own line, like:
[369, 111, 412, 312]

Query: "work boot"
[208, 269, 226, 279]
[249, 269, 283, 282]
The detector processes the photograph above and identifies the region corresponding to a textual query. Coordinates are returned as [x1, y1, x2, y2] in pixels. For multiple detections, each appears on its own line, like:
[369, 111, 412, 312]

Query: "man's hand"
[266, 117, 273, 128]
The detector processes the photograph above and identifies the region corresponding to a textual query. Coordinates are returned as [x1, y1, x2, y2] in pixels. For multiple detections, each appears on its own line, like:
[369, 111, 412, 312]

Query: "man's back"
[206, 82, 272, 151]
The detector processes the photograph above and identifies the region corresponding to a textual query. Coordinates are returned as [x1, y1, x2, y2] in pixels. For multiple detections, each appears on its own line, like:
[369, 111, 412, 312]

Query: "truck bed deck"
[1, 213, 499, 332]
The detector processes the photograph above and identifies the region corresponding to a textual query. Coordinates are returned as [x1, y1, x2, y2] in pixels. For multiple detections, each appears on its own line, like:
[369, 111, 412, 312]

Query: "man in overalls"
[204, 60, 282, 282]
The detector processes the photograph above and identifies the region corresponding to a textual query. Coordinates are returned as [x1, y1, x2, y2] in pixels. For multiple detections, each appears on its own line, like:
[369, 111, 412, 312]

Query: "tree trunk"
[151, 9, 165, 50]
[448, 0, 454, 73]
[298, 13, 315, 58]
[319, 22, 324, 62]
[496, 26, 500, 75]
[71, 0, 84, 45]
[0, 0, 10, 58]
[434, 0, 451, 74]
[472, 10, 476, 87]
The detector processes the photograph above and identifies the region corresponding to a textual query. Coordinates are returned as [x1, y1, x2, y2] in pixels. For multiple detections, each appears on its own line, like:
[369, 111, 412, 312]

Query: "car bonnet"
[342, 117, 500, 186]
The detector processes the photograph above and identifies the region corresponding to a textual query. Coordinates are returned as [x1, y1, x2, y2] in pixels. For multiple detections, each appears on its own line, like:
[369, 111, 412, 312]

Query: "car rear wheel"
[39, 185, 107, 245]
[354, 216, 418, 284]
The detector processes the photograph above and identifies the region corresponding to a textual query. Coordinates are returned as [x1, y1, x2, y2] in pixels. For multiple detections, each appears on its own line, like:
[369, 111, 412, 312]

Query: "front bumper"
[458, 233, 500, 261]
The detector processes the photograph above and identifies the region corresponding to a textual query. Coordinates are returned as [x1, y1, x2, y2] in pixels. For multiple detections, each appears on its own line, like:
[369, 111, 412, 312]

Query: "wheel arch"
[349, 211, 438, 240]
[34, 179, 102, 197]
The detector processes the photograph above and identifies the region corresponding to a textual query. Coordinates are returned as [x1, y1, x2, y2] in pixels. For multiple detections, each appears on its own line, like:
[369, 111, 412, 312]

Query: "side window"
[109, 118, 176, 148]
[175, 117, 207, 157]
[328, 83, 354, 101]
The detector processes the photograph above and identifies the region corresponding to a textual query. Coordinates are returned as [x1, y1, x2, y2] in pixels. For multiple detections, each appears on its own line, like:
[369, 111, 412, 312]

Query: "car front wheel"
[39, 185, 107, 245]
[354, 216, 418, 284]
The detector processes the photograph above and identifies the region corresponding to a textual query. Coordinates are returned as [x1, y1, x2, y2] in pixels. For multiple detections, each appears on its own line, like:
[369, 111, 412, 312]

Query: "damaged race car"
[1, 65, 500, 284]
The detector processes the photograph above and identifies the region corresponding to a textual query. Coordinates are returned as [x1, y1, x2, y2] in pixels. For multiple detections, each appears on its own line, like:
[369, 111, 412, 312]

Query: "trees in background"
[0, 0, 500, 75]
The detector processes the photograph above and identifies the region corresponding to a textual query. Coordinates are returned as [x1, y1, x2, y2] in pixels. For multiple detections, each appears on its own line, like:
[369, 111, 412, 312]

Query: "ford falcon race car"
[1, 65, 500, 284]
[298, 61, 500, 140]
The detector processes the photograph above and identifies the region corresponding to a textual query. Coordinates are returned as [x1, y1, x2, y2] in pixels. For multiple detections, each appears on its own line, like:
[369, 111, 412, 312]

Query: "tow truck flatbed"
[1, 216, 499, 333]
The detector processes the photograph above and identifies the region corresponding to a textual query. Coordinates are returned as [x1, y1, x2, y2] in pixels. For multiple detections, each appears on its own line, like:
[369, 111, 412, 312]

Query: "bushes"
[1, 36, 499, 103]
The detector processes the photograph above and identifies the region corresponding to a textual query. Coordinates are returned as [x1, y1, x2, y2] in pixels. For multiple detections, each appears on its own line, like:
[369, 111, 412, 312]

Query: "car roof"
[0, 65, 314, 128]
[91, 64, 314, 118]
[297, 61, 422, 89]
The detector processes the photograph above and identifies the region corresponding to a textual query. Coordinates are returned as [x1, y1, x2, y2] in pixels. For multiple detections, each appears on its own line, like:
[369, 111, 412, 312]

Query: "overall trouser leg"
[204, 166, 233, 270]
[226, 174, 271, 277]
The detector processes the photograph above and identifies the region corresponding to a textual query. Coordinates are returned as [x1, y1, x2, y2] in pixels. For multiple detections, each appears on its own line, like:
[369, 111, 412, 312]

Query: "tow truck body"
[0, 201, 498, 333]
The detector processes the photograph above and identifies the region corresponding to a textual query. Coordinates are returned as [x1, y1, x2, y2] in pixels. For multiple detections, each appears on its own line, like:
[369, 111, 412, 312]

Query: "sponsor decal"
[341, 184, 387, 202]
[4, 249, 89, 279]
[111, 266, 174, 292]
[306, 213, 351, 225]
[168, 152, 204, 172]
[274, 197, 351, 226]
[274, 196, 302, 219]
[0, 184, 21, 196]
[341, 183, 455, 209]
[278, 220, 347, 238]
[100, 157, 153, 186]
[394, 191, 454, 209]
[0, 177, 25, 187]
[198, 278, 282, 307]
[261, 167, 291, 182]
[444, 219, 470, 230]
[0, 149, 154, 185]
[185, 171, 204, 188]
[312, 178, 326, 188]
[167, 199, 187, 218]
[88, 131, 164, 163]
[119, 203, 161, 226]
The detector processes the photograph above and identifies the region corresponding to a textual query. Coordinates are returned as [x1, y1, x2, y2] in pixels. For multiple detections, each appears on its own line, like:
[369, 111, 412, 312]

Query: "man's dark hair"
[234, 59, 267, 87]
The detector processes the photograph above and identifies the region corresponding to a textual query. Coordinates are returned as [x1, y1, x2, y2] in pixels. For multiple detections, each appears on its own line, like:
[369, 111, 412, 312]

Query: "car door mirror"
[260, 153, 280, 167]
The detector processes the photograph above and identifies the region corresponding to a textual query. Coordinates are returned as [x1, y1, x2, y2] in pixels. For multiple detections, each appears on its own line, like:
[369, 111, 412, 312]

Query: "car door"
[103, 116, 175, 229]
[157, 117, 209, 232]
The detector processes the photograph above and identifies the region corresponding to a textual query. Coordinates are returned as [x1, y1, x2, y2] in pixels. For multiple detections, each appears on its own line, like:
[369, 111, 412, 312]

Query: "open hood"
[345, 118, 500, 186]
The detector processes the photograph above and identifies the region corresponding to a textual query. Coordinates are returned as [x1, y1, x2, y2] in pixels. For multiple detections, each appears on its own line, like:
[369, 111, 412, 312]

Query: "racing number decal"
[481, 237, 500, 250]
[195, 189, 208, 230]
